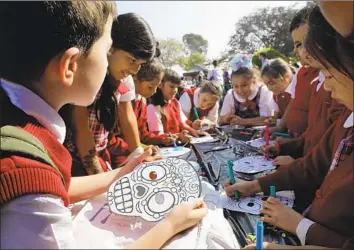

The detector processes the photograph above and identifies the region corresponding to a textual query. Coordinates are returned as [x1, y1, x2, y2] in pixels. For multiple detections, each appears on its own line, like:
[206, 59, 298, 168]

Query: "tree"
[228, 5, 300, 57]
[182, 33, 208, 55]
[159, 39, 185, 69]
[179, 52, 206, 71]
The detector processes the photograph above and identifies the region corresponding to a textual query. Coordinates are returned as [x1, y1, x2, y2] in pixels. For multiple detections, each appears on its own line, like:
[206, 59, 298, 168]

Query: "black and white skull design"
[107, 158, 202, 222]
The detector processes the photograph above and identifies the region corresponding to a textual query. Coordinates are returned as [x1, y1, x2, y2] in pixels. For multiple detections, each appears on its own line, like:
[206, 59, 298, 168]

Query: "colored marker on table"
[270, 185, 276, 198]
[256, 221, 264, 250]
[193, 107, 200, 120]
[272, 132, 292, 138]
[227, 160, 239, 200]
[169, 132, 177, 148]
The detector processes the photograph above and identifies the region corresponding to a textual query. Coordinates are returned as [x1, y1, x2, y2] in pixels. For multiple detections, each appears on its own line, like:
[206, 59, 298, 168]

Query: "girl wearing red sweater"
[147, 69, 208, 144]
[228, 5, 354, 250]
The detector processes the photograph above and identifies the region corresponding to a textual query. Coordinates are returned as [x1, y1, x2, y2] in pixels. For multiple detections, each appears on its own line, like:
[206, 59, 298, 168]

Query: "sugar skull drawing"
[107, 158, 202, 222]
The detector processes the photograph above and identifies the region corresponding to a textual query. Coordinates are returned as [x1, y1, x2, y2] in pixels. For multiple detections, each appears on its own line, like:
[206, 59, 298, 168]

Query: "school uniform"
[267, 79, 295, 119]
[0, 79, 76, 248]
[107, 94, 166, 168]
[278, 72, 346, 159]
[258, 109, 354, 248]
[179, 87, 219, 123]
[64, 80, 131, 176]
[147, 98, 188, 134]
[286, 66, 319, 136]
[220, 84, 273, 119]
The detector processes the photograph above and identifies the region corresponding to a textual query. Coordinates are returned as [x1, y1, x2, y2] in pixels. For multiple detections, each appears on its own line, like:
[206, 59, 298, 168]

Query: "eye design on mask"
[141, 165, 166, 182]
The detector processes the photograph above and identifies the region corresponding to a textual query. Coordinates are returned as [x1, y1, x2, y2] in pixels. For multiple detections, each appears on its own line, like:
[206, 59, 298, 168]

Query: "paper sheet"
[190, 136, 218, 144]
[246, 138, 276, 149]
[159, 147, 191, 157]
[233, 156, 275, 174]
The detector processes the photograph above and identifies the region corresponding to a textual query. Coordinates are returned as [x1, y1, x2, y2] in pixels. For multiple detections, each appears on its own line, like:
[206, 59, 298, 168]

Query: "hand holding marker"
[193, 107, 200, 120]
[227, 160, 239, 200]
[169, 132, 177, 148]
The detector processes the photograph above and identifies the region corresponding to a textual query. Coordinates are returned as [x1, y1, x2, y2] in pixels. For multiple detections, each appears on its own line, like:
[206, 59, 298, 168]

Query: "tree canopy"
[182, 33, 208, 55]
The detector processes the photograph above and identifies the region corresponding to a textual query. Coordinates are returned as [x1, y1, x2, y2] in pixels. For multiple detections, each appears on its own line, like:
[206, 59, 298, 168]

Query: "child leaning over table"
[0, 2, 207, 249]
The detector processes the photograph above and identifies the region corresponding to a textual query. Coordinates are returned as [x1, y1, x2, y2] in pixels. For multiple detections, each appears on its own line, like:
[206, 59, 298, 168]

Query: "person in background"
[223, 68, 232, 94]
[261, 58, 295, 126]
[179, 80, 222, 130]
[230, 5, 354, 249]
[259, 52, 270, 71]
[219, 55, 273, 126]
[208, 60, 224, 90]
[147, 69, 208, 144]
[107, 59, 175, 167]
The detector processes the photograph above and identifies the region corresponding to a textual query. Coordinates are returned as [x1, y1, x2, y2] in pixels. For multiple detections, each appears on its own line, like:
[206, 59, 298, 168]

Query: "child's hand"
[260, 197, 304, 235]
[192, 119, 203, 130]
[230, 116, 245, 126]
[224, 179, 261, 197]
[259, 144, 280, 157]
[196, 130, 209, 137]
[159, 134, 177, 146]
[272, 155, 295, 166]
[178, 130, 193, 143]
[164, 199, 208, 235]
[143, 145, 159, 154]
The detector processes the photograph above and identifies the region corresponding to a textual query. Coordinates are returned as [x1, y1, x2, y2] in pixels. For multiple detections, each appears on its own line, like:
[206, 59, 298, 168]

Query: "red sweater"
[279, 80, 345, 159]
[259, 109, 353, 248]
[162, 98, 183, 134]
[273, 92, 291, 119]
[0, 89, 72, 206]
[286, 67, 319, 136]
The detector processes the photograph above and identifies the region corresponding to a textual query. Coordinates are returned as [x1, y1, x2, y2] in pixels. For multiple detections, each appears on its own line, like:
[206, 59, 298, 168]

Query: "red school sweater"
[0, 89, 72, 206]
[285, 66, 319, 136]
[278, 79, 345, 159]
[161, 98, 183, 134]
[258, 108, 353, 248]
[273, 91, 291, 119]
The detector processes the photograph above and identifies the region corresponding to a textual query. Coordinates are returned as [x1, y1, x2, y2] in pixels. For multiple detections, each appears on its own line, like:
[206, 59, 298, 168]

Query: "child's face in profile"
[160, 81, 178, 101]
[73, 16, 113, 106]
[322, 67, 354, 110]
[198, 92, 218, 110]
[232, 75, 256, 99]
[262, 73, 291, 96]
[136, 73, 163, 99]
[108, 49, 146, 80]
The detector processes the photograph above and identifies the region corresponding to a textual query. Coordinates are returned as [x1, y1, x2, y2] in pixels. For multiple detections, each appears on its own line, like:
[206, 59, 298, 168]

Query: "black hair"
[0, 1, 116, 86]
[149, 69, 181, 107]
[304, 5, 354, 81]
[289, 5, 313, 33]
[199, 80, 222, 99]
[111, 13, 157, 61]
[135, 59, 164, 82]
[212, 60, 218, 67]
[231, 67, 255, 80]
[96, 13, 159, 131]
[261, 58, 292, 79]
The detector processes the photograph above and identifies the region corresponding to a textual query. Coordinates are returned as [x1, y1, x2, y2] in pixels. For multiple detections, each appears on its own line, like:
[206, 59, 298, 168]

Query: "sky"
[115, 1, 306, 59]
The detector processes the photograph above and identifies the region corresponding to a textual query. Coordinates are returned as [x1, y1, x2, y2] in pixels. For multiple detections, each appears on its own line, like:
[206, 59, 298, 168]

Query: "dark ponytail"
[95, 75, 118, 132]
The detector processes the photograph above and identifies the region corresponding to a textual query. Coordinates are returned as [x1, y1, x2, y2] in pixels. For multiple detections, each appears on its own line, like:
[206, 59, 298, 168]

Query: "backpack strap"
[0, 125, 65, 185]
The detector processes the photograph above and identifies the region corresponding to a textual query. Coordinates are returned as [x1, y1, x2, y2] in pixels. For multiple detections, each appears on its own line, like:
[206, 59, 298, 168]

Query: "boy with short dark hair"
[0, 2, 206, 249]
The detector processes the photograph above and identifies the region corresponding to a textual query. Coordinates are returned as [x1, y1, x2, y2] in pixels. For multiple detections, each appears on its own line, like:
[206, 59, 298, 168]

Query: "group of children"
[0, 1, 353, 249]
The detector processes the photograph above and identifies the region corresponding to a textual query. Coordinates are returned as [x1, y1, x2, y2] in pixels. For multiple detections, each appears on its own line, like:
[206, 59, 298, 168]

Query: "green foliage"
[228, 4, 302, 57]
[159, 39, 185, 69]
[252, 47, 291, 69]
[178, 52, 206, 71]
[182, 33, 208, 55]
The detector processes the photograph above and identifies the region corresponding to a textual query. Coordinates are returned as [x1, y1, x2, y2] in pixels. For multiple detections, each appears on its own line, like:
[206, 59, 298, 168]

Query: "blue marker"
[270, 185, 276, 198]
[169, 132, 177, 148]
[256, 221, 264, 250]
[227, 160, 239, 200]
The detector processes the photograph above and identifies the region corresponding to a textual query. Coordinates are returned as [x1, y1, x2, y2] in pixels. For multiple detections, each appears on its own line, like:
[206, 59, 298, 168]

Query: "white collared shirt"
[0, 79, 77, 249]
[267, 78, 296, 113]
[220, 84, 273, 117]
[311, 71, 326, 93]
[120, 75, 136, 102]
[147, 101, 188, 134]
[179, 88, 219, 123]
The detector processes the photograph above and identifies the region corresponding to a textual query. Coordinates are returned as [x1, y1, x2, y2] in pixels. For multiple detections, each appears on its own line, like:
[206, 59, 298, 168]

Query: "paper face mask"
[107, 158, 202, 222]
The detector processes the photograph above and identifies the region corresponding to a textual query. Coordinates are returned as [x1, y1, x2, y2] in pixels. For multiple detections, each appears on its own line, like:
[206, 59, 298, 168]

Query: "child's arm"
[126, 199, 207, 249]
[219, 92, 236, 125]
[72, 106, 104, 175]
[68, 149, 152, 203]
[118, 101, 143, 154]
